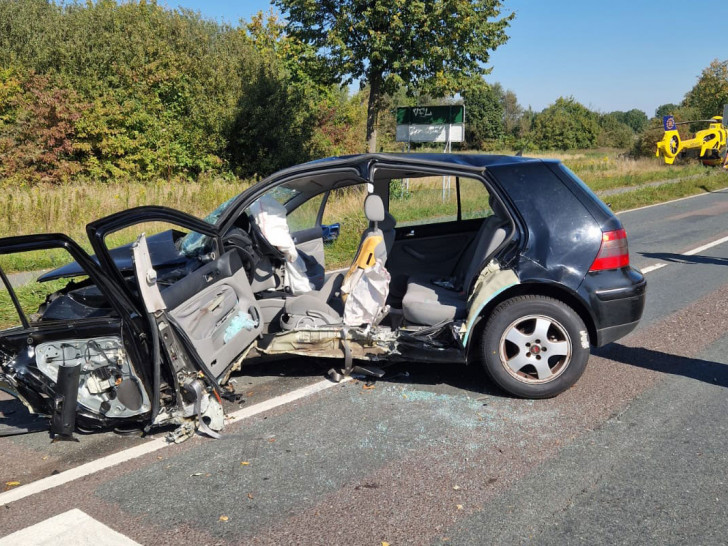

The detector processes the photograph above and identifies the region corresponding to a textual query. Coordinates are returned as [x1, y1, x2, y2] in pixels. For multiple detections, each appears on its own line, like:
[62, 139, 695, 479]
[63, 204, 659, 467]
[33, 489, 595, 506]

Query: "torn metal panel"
[460, 260, 520, 346]
[256, 327, 394, 361]
[394, 322, 467, 364]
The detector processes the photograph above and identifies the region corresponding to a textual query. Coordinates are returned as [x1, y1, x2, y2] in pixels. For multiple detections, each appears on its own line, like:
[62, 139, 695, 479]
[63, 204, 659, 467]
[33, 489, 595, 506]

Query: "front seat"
[282, 194, 391, 327]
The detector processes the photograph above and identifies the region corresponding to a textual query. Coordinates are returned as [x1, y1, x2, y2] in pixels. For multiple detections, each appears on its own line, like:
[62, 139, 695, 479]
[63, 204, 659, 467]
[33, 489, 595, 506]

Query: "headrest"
[364, 194, 385, 223]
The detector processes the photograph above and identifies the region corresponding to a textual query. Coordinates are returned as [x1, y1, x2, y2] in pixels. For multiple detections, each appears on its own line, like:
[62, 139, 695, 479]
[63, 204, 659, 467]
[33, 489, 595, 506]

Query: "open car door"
[86, 206, 264, 381]
[0, 234, 153, 438]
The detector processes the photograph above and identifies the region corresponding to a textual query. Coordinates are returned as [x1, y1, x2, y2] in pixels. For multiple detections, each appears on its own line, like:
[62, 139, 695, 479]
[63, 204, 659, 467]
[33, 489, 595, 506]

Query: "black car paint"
[0, 153, 646, 433]
[41, 153, 645, 348]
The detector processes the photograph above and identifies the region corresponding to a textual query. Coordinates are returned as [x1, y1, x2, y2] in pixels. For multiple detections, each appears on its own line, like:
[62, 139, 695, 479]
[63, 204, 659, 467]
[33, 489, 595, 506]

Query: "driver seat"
[282, 194, 390, 327]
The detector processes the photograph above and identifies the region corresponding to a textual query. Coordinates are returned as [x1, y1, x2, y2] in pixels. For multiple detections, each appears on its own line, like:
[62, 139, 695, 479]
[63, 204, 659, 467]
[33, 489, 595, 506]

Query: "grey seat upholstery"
[401, 277, 469, 325]
[401, 198, 509, 326]
[283, 194, 391, 324]
[359, 211, 396, 263]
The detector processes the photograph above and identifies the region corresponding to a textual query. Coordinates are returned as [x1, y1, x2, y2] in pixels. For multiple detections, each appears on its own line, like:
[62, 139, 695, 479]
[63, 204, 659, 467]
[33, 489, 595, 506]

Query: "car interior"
[235, 167, 514, 336]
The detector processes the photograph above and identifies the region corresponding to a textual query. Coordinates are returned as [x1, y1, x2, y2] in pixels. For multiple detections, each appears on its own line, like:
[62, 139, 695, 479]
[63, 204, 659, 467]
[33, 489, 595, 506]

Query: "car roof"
[296, 152, 547, 172]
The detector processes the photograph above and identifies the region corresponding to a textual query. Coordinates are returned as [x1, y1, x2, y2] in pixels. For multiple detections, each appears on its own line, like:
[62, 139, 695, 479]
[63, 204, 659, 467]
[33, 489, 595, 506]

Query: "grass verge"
[603, 172, 728, 212]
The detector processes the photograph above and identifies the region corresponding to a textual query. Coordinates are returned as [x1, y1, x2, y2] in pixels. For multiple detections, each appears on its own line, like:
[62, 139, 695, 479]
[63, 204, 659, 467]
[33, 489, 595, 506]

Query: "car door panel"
[0, 234, 152, 420]
[92, 208, 262, 380]
[388, 223, 480, 280]
[164, 251, 263, 378]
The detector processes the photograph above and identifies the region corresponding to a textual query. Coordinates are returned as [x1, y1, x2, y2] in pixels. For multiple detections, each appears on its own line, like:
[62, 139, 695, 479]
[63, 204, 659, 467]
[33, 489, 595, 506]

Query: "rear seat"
[401, 200, 509, 326]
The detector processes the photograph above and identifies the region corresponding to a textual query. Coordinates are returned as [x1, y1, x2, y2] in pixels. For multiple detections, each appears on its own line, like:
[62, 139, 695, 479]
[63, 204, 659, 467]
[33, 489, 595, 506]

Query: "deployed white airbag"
[342, 259, 390, 326]
[250, 195, 311, 295]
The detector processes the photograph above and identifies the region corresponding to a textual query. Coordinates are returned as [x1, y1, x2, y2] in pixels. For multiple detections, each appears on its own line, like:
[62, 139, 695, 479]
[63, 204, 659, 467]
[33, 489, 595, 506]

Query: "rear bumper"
[581, 267, 647, 347]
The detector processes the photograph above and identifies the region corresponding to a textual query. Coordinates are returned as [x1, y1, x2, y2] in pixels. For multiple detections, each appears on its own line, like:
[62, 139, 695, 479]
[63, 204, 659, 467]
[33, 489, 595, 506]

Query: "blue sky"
[167, 0, 728, 117]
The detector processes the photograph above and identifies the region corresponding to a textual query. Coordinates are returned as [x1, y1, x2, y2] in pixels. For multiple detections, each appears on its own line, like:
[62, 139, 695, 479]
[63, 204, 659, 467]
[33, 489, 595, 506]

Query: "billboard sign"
[396, 105, 464, 143]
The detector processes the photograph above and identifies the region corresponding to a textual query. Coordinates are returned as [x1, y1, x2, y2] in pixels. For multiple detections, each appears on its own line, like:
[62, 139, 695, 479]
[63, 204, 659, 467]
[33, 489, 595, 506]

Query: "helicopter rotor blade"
[673, 120, 720, 126]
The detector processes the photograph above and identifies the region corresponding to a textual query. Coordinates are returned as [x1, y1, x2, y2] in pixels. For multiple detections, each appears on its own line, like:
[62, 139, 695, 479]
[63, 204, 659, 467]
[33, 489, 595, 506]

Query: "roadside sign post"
[396, 105, 465, 201]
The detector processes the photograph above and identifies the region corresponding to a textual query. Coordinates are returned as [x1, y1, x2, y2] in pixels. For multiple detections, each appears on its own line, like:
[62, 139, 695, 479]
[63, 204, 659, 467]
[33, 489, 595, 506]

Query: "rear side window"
[459, 178, 493, 220]
[388, 176, 492, 227]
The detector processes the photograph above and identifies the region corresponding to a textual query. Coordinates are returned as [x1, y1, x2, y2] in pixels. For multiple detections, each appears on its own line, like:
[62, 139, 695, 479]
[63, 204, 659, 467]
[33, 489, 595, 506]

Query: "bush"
[531, 97, 599, 150]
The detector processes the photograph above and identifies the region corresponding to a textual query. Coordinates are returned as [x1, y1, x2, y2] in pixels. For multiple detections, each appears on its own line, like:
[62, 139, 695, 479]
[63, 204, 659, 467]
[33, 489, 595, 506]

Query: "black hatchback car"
[0, 154, 645, 439]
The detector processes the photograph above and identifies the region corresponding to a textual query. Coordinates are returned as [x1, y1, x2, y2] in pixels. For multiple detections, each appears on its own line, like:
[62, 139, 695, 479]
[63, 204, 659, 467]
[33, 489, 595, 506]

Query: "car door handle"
[405, 229, 415, 238]
[206, 294, 225, 312]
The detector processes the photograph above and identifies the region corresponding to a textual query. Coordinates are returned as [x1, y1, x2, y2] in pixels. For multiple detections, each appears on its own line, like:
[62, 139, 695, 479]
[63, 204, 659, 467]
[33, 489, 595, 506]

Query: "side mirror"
[322, 223, 341, 244]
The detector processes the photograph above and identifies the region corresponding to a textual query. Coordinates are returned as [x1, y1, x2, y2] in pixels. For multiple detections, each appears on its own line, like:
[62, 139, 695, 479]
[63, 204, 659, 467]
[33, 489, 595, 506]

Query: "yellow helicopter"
[656, 107, 728, 168]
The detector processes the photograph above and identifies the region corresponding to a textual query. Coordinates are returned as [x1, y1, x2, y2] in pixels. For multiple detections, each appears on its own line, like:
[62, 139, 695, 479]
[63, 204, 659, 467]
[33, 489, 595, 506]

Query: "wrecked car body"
[0, 154, 646, 439]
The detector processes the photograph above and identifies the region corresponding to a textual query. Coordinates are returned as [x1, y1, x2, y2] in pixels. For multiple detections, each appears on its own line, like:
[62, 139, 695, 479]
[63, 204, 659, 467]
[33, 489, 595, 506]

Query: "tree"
[610, 109, 648, 133]
[684, 59, 728, 120]
[597, 113, 634, 148]
[531, 97, 599, 150]
[655, 103, 679, 118]
[501, 88, 523, 137]
[228, 11, 366, 177]
[461, 78, 503, 148]
[274, 0, 514, 152]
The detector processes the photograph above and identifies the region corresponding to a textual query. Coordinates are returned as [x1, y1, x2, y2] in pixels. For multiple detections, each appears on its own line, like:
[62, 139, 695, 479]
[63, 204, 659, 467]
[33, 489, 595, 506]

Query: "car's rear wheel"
[480, 295, 589, 398]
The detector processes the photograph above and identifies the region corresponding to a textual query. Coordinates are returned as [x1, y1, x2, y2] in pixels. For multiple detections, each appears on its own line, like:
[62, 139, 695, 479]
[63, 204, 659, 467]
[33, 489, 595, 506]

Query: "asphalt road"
[1, 189, 728, 545]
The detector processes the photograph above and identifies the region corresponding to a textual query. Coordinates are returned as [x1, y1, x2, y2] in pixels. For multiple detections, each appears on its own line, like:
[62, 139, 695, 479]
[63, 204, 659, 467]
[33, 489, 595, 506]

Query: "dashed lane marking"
[683, 235, 728, 256]
[641, 263, 667, 274]
[638, 234, 728, 276]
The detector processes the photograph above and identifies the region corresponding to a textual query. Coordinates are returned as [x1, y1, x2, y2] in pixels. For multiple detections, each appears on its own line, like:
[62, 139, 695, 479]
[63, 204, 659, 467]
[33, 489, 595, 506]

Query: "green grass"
[0, 278, 68, 329]
[0, 151, 726, 330]
[602, 172, 728, 212]
[0, 179, 247, 273]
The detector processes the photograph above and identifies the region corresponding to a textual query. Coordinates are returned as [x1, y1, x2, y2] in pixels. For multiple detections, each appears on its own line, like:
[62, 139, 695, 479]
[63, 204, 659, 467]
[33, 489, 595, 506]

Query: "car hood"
[38, 230, 186, 282]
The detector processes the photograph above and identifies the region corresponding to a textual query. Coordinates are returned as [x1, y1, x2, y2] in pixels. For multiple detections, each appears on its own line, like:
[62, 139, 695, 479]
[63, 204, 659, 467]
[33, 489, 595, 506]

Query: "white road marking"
[640, 263, 667, 274]
[0, 509, 141, 545]
[0, 377, 350, 507]
[3, 204, 727, 508]
[638, 234, 728, 276]
[683, 235, 728, 256]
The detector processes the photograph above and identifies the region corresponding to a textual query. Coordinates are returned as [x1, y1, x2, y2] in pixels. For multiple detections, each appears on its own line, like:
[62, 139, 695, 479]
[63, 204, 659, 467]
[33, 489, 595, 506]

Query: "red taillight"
[590, 228, 629, 271]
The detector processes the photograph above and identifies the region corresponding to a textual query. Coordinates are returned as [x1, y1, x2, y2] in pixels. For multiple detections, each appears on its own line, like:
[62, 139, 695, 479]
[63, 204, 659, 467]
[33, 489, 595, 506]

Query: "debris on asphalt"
[219, 515, 229, 522]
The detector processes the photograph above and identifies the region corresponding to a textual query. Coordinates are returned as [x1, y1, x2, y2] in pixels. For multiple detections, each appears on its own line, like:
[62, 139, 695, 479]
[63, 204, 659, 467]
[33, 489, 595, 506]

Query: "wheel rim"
[498, 314, 572, 384]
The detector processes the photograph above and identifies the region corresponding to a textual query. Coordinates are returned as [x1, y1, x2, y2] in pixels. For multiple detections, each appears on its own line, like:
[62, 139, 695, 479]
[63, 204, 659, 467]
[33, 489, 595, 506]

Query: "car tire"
[480, 295, 589, 399]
